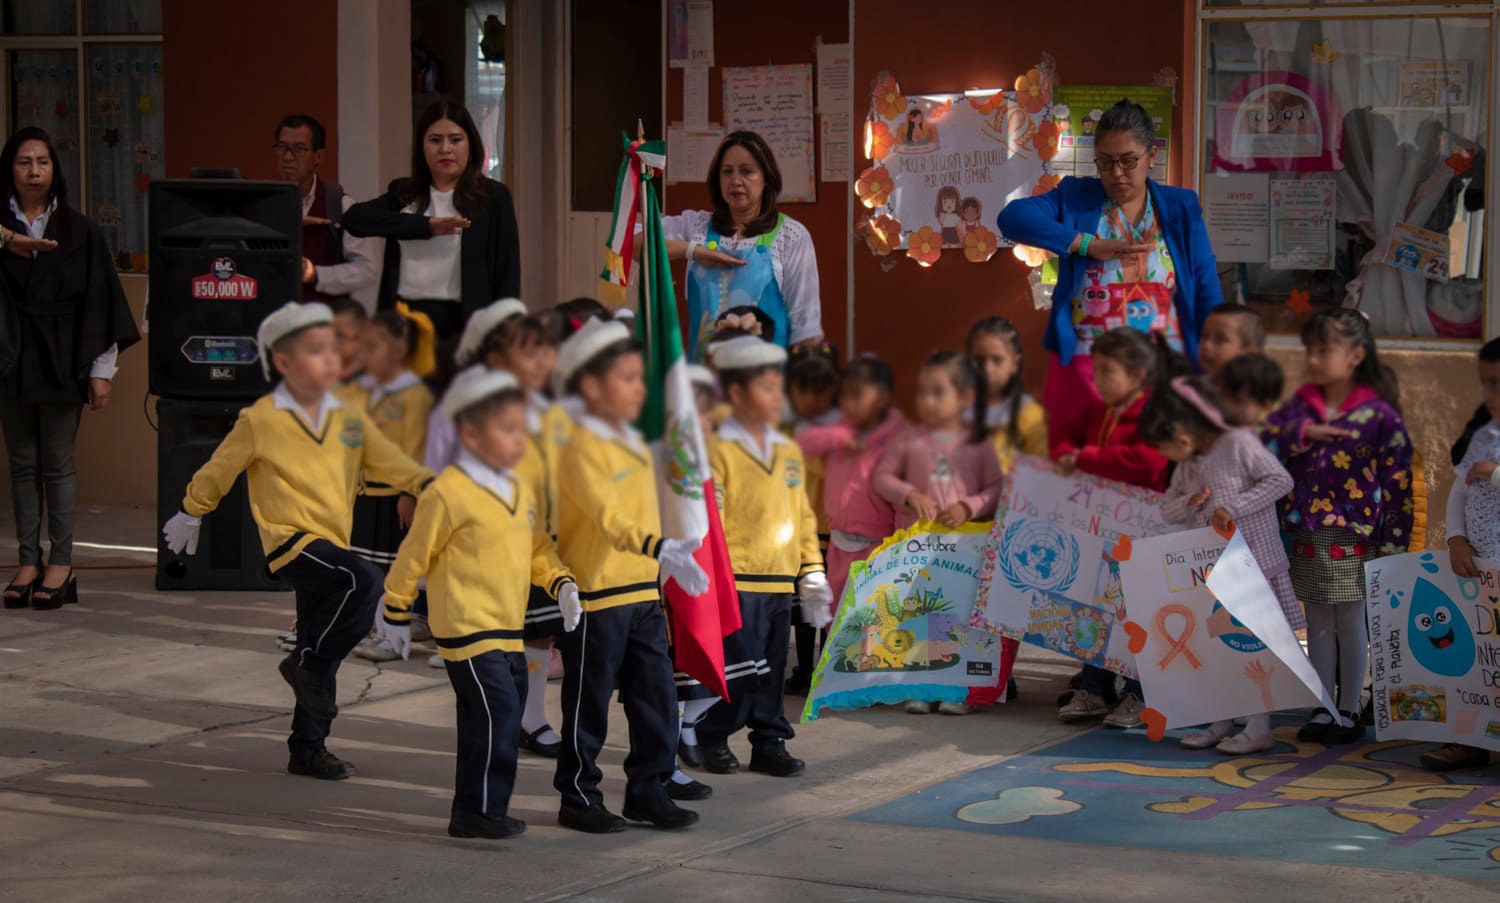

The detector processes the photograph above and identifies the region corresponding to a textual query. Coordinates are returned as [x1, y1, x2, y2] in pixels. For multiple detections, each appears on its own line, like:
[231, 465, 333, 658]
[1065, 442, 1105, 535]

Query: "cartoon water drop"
[1408, 578, 1476, 677]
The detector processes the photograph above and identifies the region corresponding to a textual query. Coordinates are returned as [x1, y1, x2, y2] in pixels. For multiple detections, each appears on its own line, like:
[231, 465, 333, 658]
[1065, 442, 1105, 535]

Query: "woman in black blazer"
[343, 99, 521, 343]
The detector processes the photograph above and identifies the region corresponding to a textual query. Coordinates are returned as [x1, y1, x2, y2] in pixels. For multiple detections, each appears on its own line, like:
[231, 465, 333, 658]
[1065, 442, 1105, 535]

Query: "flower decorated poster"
[972, 456, 1166, 678]
[802, 523, 1003, 722]
[1366, 551, 1500, 752]
[858, 64, 1057, 265]
[1117, 527, 1332, 740]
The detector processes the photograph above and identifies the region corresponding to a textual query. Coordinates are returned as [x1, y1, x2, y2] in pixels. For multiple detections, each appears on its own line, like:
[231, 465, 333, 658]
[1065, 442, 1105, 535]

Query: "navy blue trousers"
[276, 539, 384, 753]
[697, 592, 794, 751]
[445, 650, 527, 819]
[554, 600, 676, 811]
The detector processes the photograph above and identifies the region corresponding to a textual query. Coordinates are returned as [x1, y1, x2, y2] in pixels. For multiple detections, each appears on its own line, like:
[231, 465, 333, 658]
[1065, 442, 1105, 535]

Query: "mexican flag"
[618, 135, 741, 701]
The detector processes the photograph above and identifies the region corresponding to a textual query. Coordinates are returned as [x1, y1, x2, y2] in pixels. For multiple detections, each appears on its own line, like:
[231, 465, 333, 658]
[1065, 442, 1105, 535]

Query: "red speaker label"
[191, 257, 259, 299]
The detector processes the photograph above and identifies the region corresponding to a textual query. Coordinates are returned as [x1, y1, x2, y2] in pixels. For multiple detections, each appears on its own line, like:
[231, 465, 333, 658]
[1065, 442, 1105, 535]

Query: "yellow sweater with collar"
[382, 466, 573, 660]
[182, 393, 433, 571]
[710, 432, 824, 595]
[515, 402, 574, 538]
[556, 424, 665, 611]
[350, 380, 435, 496]
[990, 398, 1049, 473]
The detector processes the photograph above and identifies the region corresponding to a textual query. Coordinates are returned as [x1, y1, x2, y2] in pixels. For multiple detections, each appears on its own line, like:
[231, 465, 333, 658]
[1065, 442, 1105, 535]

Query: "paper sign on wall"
[1269, 175, 1335, 270]
[667, 0, 713, 69]
[666, 124, 723, 185]
[723, 64, 816, 203]
[1383, 221, 1450, 283]
[1052, 85, 1171, 182]
[1202, 173, 1269, 264]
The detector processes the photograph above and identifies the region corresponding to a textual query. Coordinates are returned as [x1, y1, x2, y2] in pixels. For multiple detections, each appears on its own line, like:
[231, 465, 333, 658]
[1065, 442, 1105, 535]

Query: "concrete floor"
[0, 504, 1493, 902]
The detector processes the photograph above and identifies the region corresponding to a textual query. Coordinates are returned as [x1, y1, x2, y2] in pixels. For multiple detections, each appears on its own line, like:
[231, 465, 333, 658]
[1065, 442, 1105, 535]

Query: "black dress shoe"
[3, 577, 36, 609]
[748, 743, 805, 778]
[558, 803, 626, 834]
[622, 797, 700, 829]
[700, 744, 740, 774]
[1006, 676, 1019, 701]
[448, 809, 526, 839]
[31, 575, 76, 611]
[1322, 712, 1365, 746]
[278, 654, 338, 721]
[519, 724, 561, 758]
[678, 735, 703, 768]
[1297, 716, 1332, 743]
[665, 777, 713, 801]
[287, 747, 356, 780]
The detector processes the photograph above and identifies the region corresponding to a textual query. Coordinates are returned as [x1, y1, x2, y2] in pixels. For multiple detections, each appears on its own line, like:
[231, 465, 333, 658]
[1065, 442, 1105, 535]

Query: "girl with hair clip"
[1263, 308, 1413, 746]
[1139, 376, 1299, 754]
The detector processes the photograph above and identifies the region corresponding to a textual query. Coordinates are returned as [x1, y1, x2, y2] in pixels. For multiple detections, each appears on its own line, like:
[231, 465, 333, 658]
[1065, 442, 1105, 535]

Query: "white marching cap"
[554, 316, 632, 392]
[613, 307, 637, 321]
[455, 297, 528, 366]
[441, 364, 520, 423]
[687, 364, 716, 390]
[257, 301, 333, 380]
[707, 334, 787, 371]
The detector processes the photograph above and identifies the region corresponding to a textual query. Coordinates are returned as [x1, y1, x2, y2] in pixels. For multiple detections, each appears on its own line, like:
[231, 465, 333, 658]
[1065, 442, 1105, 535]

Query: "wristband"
[685, 240, 700, 263]
[1078, 233, 1092, 256]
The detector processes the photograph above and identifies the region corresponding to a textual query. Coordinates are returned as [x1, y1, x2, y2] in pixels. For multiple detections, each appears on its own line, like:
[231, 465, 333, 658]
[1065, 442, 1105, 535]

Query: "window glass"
[8, 49, 82, 200]
[85, 44, 163, 272]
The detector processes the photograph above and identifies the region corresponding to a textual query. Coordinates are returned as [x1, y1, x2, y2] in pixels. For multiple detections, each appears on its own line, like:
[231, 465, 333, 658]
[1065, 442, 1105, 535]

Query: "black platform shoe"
[748, 741, 805, 777]
[3, 576, 36, 609]
[287, 747, 356, 780]
[30, 574, 76, 611]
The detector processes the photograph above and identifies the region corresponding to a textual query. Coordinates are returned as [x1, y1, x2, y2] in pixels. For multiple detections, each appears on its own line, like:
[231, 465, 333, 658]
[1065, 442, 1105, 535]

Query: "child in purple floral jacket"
[1263, 309, 1413, 747]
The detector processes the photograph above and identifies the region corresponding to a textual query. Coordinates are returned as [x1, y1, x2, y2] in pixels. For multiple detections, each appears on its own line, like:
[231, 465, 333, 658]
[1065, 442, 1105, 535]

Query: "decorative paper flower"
[854, 165, 894, 208]
[967, 91, 1007, 115]
[1032, 173, 1061, 196]
[867, 120, 894, 160]
[1031, 119, 1061, 161]
[1014, 68, 1050, 114]
[872, 72, 906, 120]
[964, 226, 999, 263]
[907, 227, 942, 267]
[863, 214, 902, 256]
[1050, 104, 1070, 122]
[1012, 244, 1049, 268]
[1311, 40, 1339, 66]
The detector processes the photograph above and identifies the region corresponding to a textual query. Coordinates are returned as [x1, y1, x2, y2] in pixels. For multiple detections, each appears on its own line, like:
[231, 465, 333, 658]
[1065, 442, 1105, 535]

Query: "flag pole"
[635, 118, 656, 360]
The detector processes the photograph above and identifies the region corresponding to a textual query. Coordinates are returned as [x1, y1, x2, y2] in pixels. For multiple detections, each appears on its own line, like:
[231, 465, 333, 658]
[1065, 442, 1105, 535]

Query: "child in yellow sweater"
[378, 366, 579, 840]
[163, 302, 432, 780]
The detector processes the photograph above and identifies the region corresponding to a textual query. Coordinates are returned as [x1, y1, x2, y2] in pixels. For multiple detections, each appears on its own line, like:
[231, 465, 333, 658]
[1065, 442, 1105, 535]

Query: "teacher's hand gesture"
[1080, 236, 1154, 262]
[690, 245, 746, 268]
[4, 229, 57, 257]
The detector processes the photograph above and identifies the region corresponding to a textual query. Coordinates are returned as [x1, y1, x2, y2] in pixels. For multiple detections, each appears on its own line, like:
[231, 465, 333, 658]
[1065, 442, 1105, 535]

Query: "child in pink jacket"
[797, 356, 906, 616]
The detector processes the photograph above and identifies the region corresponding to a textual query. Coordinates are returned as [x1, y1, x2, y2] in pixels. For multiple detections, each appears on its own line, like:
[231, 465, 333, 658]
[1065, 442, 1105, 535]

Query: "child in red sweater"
[1052, 327, 1175, 728]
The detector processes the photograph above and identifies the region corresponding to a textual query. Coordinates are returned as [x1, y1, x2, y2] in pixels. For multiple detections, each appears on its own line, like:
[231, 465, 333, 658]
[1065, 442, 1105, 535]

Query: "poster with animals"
[1366, 551, 1500, 752]
[1116, 527, 1333, 740]
[972, 457, 1168, 678]
[802, 522, 1003, 722]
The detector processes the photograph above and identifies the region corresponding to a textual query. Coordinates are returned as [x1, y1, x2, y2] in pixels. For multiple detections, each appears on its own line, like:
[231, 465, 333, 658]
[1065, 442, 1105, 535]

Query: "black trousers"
[445, 649, 527, 819]
[554, 600, 675, 811]
[698, 592, 795, 751]
[277, 540, 385, 753]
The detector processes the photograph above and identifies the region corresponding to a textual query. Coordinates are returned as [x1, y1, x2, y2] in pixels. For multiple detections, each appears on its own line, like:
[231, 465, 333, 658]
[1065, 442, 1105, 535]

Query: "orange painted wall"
[661, 1, 849, 350]
[161, 0, 340, 181]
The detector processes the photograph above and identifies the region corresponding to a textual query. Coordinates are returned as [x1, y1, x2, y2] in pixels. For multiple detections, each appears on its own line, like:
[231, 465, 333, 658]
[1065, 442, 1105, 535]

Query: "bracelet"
[684, 240, 699, 263]
[1078, 233, 1092, 256]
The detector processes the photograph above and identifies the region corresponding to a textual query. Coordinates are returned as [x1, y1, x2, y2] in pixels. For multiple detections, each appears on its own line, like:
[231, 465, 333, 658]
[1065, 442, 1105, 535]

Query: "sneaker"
[409, 618, 433, 643]
[448, 809, 525, 839]
[353, 637, 401, 663]
[287, 747, 355, 780]
[1057, 690, 1108, 723]
[937, 702, 973, 716]
[276, 631, 298, 652]
[1420, 743, 1490, 771]
[905, 700, 937, 714]
[427, 652, 445, 669]
[1103, 694, 1145, 729]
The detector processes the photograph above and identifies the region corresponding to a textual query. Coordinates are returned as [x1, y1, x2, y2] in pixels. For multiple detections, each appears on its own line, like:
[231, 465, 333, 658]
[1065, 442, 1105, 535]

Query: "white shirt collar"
[272, 381, 343, 432]
[300, 174, 319, 216]
[526, 389, 549, 434]
[358, 369, 421, 406]
[718, 415, 787, 466]
[456, 448, 515, 505]
[579, 412, 646, 453]
[9, 196, 57, 239]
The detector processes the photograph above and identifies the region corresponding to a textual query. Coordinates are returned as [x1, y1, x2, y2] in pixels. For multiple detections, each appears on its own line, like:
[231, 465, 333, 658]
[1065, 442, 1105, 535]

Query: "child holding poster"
[1052, 327, 1178, 728]
[1429, 337, 1500, 771]
[1264, 309, 1413, 746]
[1139, 376, 1299, 754]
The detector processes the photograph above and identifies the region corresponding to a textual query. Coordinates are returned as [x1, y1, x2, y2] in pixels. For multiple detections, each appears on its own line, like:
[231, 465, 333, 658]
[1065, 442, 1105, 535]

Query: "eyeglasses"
[1094, 154, 1144, 173]
[273, 142, 313, 158]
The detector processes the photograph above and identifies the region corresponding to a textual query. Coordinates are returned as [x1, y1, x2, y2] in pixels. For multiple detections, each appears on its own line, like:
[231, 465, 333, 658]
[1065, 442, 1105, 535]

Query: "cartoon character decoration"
[1215, 71, 1341, 173]
[935, 186, 963, 248]
[1124, 291, 1158, 334]
[1408, 577, 1476, 678]
[898, 107, 937, 149]
[1080, 269, 1111, 320]
[960, 196, 983, 235]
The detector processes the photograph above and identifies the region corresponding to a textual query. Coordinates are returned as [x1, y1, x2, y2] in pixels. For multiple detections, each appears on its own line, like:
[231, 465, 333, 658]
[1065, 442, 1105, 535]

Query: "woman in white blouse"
[658, 131, 824, 359]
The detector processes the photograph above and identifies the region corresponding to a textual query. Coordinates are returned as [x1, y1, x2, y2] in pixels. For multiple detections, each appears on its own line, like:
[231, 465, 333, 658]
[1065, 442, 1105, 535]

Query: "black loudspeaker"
[156, 397, 287, 592]
[148, 179, 301, 400]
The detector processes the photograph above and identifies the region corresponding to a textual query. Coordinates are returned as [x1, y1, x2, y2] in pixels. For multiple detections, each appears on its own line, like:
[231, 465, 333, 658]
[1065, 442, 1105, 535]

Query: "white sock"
[1242, 713, 1271, 741]
[670, 769, 696, 785]
[522, 646, 557, 741]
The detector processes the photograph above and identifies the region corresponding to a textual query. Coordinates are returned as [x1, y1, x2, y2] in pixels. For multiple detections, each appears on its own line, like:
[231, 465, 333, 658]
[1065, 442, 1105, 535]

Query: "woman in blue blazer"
[997, 99, 1222, 446]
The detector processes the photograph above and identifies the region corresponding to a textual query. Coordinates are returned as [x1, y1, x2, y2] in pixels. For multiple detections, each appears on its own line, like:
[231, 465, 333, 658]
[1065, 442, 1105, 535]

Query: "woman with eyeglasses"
[343, 99, 520, 345]
[997, 98, 1222, 450]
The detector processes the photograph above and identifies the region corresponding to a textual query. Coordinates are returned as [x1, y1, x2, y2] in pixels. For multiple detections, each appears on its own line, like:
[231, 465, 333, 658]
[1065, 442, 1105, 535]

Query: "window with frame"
[1198, 4, 1492, 341]
[3, 0, 163, 273]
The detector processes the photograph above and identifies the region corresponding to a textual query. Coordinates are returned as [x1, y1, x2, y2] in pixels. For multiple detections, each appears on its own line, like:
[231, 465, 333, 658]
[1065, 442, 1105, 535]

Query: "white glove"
[659, 537, 710, 596]
[559, 582, 583, 632]
[375, 616, 412, 660]
[799, 572, 833, 629]
[163, 511, 202, 556]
